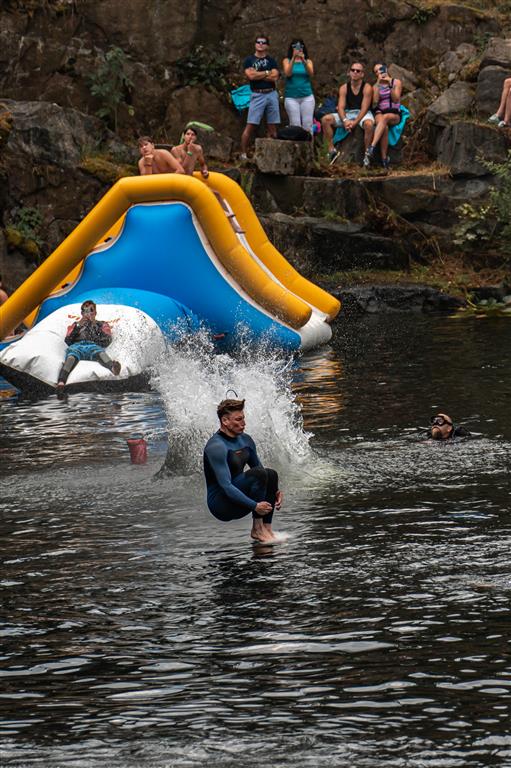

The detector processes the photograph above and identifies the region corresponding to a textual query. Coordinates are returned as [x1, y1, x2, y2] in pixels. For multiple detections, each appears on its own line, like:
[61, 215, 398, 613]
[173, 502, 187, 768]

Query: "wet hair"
[217, 398, 245, 419]
[287, 39, 309, 60]
[81, 300, 96, 312]
[184, 125, 198, 136]
[137, 135, 154, 146]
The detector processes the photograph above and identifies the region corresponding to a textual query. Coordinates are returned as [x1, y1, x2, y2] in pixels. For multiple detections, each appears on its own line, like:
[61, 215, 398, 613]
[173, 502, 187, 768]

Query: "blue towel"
[333, 106, 410, 146]
[230, 85, 252, 112]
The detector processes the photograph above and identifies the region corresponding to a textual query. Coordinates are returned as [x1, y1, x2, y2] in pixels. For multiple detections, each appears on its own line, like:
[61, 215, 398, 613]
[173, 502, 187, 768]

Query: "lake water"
[1, 315, 510, 767]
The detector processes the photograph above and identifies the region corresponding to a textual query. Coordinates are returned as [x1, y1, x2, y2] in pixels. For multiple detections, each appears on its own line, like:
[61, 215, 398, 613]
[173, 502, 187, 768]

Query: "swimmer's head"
[430, 412, 453, 440]
[217, 398, 245, 419]
[184, 125, 198, 140]
[217, 398, 246, 437]
[81, 299, 96, 316]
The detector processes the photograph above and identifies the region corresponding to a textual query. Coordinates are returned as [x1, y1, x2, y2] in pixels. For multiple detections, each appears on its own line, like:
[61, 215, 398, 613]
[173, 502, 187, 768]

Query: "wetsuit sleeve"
[65, 322, 79, 345]
[205, 440, 258, 511]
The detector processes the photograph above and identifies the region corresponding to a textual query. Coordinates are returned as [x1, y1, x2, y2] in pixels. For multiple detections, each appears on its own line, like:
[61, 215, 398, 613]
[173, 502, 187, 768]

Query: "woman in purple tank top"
[363, 63, 403, 170]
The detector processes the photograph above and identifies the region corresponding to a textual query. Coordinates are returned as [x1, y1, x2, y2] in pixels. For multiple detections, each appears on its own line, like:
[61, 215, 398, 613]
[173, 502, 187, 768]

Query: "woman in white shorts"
[282, 39, 315, 134]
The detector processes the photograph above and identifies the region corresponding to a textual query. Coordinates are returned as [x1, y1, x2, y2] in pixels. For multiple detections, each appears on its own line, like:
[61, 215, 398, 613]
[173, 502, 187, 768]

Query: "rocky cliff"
[1, 0, 510, 297]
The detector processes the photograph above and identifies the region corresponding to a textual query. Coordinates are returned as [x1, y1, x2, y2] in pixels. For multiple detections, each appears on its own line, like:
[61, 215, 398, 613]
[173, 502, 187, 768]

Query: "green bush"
[89, 46, 134, 132]
[454, 151, 511, 254]
[174, 45, 229, 91]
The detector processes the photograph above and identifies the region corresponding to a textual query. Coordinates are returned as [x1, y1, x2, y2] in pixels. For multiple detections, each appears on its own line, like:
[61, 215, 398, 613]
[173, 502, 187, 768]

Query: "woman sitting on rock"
[363, 63, 402, 170]
[282, 38, 315, 134]
[488, 77, 511, 128]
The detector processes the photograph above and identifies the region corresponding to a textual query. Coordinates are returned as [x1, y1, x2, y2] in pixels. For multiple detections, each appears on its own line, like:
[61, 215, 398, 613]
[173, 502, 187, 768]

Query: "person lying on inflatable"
[56, 300, 121, 398]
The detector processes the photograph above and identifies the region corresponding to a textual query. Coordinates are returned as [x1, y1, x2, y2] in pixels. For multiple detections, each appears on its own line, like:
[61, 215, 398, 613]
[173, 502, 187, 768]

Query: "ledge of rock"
[260, 212, 409, 275]
[332, 285, 465, 315]
[254, 138, 313, 175]
[434, 121, 509, 177]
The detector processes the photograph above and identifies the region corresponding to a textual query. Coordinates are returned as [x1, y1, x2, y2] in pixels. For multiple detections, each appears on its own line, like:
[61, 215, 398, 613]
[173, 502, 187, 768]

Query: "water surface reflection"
[1, 315, 510, 767]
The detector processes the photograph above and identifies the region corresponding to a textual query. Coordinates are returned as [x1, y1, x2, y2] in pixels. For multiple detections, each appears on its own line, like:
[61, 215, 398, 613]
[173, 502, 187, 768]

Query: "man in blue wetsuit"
[203, 398, 282, 542]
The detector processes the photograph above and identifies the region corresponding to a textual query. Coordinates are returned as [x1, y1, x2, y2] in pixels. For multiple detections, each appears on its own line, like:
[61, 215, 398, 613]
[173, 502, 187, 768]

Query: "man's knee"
[321, 114, 333, 129]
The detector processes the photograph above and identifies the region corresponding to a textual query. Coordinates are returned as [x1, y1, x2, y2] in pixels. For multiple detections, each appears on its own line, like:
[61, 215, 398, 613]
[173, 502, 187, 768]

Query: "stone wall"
[0, 1, 501, 139]
[1, 3, 511, 293]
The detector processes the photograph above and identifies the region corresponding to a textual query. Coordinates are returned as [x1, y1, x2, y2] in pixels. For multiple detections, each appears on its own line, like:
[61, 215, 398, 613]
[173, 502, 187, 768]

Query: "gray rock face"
[334, 285, 464, 314]
[440, 43, 477, 77]
[0, 99, 134, 287]
[388, 64, 418, 92]
[481, 37, 511, 69]
[1, 99, 127, 170]
[426, 81, 475, 126]
[434, 121, 509, 177]
[261, 212, 409, 275]
[254, 138, 313, 176]
[476, 66, 509, 117]
[402, 88, 430, 117]
[165, 86, 241, 142]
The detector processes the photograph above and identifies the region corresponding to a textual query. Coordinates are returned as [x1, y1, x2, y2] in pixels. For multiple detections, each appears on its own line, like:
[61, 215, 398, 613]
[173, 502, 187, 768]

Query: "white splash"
[151, 329, 313, 475]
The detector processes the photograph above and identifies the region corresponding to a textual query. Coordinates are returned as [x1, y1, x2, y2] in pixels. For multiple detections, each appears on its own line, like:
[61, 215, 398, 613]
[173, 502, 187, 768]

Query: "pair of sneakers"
[488, 113, 509, 128]
[363, 146, 390, 170]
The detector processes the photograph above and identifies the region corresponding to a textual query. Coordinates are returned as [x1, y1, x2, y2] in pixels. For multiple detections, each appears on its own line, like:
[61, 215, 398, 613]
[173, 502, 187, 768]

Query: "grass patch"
[79, 155, 136, 183]
[314, 254, 511, 297]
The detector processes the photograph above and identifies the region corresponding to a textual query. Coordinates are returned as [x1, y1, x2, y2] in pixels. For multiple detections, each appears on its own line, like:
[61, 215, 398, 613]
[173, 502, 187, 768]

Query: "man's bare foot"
[251, 521, 275, 543]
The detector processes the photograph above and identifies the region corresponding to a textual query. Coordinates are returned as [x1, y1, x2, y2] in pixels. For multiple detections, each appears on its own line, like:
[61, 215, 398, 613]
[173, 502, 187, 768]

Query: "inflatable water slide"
[0, 172, 340, 394]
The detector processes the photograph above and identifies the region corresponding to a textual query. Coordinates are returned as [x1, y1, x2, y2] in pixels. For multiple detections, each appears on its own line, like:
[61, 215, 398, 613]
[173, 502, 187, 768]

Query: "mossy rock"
[459, 59, 481, 83]
[79, 155, 136, 184]
[4, 226, 40, 257]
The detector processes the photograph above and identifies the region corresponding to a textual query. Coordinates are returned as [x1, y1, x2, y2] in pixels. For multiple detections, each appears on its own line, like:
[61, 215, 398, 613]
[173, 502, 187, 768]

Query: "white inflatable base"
[0, 304, 166, 388]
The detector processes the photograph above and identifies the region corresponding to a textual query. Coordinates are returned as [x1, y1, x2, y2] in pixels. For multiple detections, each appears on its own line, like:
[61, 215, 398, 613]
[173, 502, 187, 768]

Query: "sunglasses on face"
[83, 307, 95, 314]
[351, 68, 363, 73]
[256, 39, 268, 44]
[430, 416, 453, 427]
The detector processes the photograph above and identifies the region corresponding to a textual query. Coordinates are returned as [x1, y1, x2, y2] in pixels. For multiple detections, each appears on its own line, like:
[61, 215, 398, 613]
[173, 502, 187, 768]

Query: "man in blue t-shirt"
[203, 398, 283, 543]
[240, 35, 280, 160]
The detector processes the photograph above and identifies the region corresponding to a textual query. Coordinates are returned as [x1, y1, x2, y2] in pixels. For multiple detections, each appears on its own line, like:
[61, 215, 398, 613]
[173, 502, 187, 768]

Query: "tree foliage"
[89, 46, 134, 132]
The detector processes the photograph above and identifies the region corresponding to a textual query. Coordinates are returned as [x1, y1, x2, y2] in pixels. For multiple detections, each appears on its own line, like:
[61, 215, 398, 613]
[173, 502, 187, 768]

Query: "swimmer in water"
[427, 412, 471, 440]
[203, 398, 283, 543]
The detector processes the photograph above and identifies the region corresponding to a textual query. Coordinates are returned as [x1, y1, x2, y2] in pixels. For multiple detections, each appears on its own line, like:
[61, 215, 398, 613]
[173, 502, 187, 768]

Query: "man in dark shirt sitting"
[428, 413, 471, 440]
[203, 398, 283, 542]
[240, 35, 280, 160]
[56, 300, 121, 397]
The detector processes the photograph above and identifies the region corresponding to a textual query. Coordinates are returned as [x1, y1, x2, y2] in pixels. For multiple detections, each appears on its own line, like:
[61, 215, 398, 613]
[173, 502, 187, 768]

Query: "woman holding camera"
[363, 63, 402, 170]
[282, 39, 315, 133]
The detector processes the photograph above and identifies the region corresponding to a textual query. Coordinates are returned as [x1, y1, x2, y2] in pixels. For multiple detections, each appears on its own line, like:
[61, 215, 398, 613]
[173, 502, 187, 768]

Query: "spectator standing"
[363, 63, 402, 170]
[321, 61, 374, 161]
[240, 35, 280, 160]
[282, 39, 315, 134]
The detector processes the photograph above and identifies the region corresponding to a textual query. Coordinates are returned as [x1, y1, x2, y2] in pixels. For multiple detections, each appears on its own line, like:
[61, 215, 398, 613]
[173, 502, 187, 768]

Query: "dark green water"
[1, 315, 510, 767]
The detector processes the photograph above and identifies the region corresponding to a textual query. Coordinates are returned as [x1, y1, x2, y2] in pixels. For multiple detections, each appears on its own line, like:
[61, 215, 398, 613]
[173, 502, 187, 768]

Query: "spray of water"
[151, 328, 313, 476]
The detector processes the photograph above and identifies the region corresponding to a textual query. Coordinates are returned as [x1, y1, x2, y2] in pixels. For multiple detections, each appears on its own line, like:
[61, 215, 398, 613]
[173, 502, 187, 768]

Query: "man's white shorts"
[330, 109, 375, 127]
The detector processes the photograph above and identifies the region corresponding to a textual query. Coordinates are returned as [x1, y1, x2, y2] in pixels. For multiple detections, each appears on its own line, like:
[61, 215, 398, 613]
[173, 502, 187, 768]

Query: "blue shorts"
[65, 341, 105, 361]
[247, 90, 281, 125]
